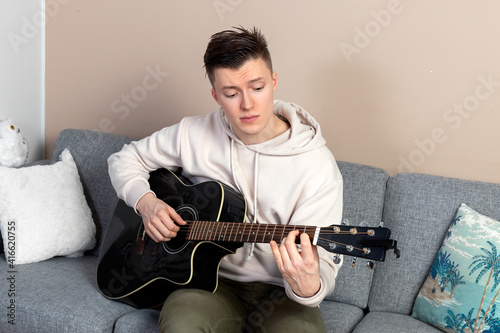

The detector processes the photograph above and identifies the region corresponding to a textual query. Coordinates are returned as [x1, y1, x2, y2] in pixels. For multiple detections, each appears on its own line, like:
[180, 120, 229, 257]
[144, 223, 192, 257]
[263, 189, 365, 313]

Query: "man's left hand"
[270, 230, 321, 298]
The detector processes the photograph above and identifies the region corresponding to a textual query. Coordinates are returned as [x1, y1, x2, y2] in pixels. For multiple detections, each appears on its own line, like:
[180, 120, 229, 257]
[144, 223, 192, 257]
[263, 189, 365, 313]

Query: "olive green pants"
[158, 278, 326, 333]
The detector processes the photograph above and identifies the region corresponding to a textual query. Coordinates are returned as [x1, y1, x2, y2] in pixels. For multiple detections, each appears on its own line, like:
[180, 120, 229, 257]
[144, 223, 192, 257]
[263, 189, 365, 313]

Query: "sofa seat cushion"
[0, 255, 134, 333]
[352, 312, 441, 333]
[319, 301, 365, 333]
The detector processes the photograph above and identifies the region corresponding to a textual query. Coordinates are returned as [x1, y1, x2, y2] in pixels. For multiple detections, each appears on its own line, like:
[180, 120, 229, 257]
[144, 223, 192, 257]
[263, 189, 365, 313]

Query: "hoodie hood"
[218, 100, 330, 261]
[218, 99, 327, 155]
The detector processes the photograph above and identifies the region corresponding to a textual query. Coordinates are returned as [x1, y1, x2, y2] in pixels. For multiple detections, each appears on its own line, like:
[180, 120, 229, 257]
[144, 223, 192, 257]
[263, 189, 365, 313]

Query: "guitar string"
[173, 231, 369, 254]
[176, 223, 377, 238]
[174, 223, 374, 254]
[177, 221, 376, 233]
[176, 229, 374, 237]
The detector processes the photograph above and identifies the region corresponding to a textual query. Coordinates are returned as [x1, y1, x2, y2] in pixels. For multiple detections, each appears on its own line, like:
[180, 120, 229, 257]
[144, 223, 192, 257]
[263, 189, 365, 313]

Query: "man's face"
[211, 57, 278, 145]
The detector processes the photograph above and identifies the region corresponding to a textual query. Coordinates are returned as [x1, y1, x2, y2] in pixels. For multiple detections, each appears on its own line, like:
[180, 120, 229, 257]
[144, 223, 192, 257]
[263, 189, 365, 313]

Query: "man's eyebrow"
[222, 77, 265, 90]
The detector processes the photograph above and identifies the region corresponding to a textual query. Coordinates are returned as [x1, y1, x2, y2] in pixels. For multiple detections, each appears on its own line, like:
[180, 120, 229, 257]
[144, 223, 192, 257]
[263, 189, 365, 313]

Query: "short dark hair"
[203, 26, 273, 85]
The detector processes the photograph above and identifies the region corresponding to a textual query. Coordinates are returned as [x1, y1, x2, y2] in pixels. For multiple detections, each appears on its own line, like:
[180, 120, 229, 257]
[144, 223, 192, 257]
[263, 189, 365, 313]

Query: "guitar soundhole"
[162, 205, 197, 254]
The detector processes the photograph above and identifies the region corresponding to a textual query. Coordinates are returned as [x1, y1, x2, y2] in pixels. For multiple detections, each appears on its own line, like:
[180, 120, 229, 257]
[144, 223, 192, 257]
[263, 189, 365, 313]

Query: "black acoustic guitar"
[97, 168, 398, 309]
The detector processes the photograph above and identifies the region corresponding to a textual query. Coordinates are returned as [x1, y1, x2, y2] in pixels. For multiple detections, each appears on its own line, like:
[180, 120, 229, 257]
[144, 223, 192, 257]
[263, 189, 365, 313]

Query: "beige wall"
[46, 0, 500, 183]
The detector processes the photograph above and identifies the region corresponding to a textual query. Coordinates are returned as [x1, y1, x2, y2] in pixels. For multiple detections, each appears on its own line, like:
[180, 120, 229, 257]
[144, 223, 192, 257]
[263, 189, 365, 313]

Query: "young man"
[108, 27, 343, 332]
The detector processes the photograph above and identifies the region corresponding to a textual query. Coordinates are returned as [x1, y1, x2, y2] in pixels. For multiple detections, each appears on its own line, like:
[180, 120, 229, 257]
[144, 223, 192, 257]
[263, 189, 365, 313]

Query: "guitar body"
[97, 168, 247, 308]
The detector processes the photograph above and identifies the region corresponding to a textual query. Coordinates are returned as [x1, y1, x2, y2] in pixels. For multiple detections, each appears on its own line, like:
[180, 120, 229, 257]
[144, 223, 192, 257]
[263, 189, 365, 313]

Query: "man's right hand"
[135, 192, 187, 243]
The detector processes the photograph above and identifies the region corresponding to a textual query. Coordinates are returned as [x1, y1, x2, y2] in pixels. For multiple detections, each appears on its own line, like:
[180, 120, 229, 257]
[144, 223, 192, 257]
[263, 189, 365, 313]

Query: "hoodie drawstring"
[230, 139, 259, 261]
[246, 151, 259, 261]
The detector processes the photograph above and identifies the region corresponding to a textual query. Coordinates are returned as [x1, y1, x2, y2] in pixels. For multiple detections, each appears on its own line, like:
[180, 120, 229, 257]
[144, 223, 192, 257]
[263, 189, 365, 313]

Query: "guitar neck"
[181, 221, 318, 245]
[175, 220, 397, 261]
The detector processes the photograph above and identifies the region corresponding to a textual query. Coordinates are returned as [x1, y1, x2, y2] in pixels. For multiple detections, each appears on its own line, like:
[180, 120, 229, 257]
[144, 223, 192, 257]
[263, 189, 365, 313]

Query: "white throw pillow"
[0, 149, 96, 265]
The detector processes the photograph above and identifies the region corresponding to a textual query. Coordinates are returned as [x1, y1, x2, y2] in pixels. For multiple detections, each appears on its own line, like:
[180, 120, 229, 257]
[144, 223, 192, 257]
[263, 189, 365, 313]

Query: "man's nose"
[240, 91, 254, 111]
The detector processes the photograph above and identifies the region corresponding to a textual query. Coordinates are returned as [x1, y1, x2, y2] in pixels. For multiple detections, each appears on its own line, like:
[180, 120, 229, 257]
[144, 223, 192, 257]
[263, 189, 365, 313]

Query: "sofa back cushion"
[325, 161, 389, 309]
[368, 173, 500, 314]
[51, 129, 133, 256]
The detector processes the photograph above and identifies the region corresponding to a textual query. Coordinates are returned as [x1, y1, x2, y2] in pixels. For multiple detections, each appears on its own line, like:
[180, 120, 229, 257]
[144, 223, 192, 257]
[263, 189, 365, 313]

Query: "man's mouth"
[240, 115, 259, 123]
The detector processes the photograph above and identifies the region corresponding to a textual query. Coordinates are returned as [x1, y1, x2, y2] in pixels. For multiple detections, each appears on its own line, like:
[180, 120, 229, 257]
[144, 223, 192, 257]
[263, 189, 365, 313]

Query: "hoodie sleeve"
[107, 121, 184, 211]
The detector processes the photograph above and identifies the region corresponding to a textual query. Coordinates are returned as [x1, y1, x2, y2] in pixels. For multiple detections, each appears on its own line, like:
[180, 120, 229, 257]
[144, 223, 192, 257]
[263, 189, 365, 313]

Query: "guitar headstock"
[317, 223, 399, 262]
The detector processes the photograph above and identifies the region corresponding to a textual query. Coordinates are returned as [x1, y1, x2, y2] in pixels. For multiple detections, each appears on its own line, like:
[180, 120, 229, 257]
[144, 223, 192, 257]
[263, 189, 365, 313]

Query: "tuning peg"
[342, 218, 349, 226]
[378, 221, 384, 227]
[367, 261, 375, 270]
[333, 254, 341, 265]
[359, 220, 368, 227]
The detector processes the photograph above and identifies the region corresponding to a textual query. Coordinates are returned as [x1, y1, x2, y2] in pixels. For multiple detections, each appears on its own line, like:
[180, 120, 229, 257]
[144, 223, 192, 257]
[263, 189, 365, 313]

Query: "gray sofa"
[1, 128, 499, 332]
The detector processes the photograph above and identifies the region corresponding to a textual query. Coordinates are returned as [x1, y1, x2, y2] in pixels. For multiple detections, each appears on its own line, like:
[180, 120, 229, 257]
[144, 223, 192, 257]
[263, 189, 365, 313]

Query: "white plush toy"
[0, 118, 29, 167]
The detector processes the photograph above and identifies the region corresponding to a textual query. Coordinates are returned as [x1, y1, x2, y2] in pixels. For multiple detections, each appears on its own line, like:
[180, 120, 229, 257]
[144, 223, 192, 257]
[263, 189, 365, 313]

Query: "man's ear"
[272, 71, 278, 92]
[211, 88, 221, 105]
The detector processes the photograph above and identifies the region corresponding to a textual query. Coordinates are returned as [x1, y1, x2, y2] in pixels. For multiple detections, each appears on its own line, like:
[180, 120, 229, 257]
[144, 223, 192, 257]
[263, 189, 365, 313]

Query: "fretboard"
[181, 221, 318, 244]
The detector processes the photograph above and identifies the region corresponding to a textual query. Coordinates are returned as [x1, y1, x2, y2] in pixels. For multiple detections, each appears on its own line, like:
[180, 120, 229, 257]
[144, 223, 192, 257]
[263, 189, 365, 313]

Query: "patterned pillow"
[412, 203, 500, 332]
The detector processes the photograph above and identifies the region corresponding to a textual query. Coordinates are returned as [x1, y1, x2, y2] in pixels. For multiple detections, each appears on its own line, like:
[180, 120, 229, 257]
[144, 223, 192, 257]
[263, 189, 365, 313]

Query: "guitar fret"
[240, 223, 247, 242]
[229, 222, 235, 241]
[213, 221, 220, 241]
[196, 221, 203, 241]
[221, 222, 228, 241]
[247, 224, 258, 243]
[233, 223, 241, 242]
[209, 221, 215, 241]
[219, 222, 225, 241]
[224, 222, 231, 241]
[271, 225, 277, 243]
[215, 222, 221, 241]
[253, 224, 260, 243]
[246, 224, 251, 243]
[222, 222, 229, 241]
[191, 221, 198, 240]
[202, 221, 210, 241]
[205, 222, 211, 240]
[187, 222, 193, 240]
[262, 224, 268, 243]
[215, 222, 220, 240]
[199, 222, 206, 240]
[191, 221, 199, 240]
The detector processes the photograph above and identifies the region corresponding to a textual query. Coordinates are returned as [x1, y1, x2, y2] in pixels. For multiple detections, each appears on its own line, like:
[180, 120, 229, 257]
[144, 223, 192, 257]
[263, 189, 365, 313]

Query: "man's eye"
[254, 86, 264, 91]
[225, 93, 237, 98]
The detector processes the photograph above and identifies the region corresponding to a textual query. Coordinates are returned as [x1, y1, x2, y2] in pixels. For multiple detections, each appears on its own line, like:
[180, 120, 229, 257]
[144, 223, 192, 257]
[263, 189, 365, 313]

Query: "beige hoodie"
[107, 99, 343, 307]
